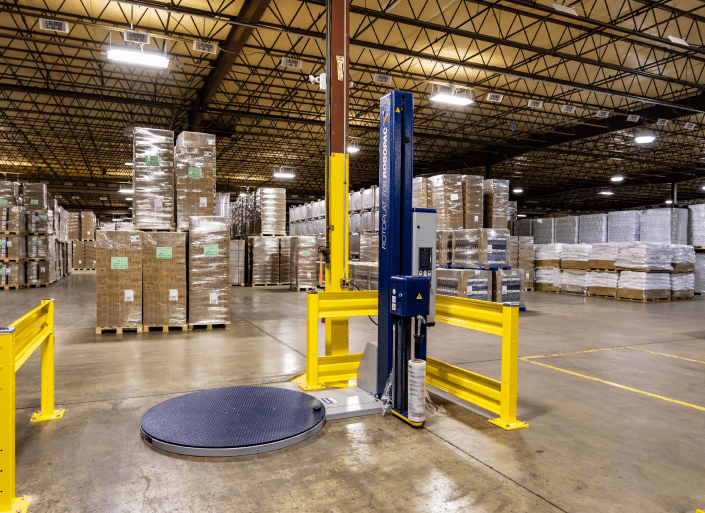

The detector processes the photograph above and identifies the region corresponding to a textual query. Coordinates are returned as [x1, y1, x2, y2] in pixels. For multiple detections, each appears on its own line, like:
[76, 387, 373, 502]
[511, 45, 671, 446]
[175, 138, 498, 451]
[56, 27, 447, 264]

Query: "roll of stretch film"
[408, 359, 426, 423]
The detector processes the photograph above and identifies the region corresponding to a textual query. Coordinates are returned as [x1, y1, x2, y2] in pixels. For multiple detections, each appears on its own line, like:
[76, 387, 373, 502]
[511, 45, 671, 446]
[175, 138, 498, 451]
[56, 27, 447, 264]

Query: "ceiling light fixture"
[517, 214, 527, 218]
[665, 200, 673, 204]
[125, 197, 133, 201]
[513, 188, 523, 193]
[611, 175, 624, 182]
[599, 191, 614, 195]
[273, 166, 295, 179]
[634, 129, 656, 144]
[430, 84, 473, 106]
[125, 162, 134, 166]
[107, 48, 168, 68]
[348, 138, 360, 154]
[119, 187, 133, 194]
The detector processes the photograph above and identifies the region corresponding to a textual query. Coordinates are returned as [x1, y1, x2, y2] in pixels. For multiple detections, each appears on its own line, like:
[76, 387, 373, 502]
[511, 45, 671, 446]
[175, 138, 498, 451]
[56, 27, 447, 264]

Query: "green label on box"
[203, 244, 219, 257]
[157, 247, 172, 259]
[0, 269, 5, 275]
[0, 199, 7, 205]
[111, 257, 128, 270]
[30, 241, 37, 246]
[302, 250, 310, 257]
[0, 240, 6, 246]
[31, 199, 38, 205]
[188, 167, 202, 178]
[40, 215, 47, 220]
[145, 156, 160, 166]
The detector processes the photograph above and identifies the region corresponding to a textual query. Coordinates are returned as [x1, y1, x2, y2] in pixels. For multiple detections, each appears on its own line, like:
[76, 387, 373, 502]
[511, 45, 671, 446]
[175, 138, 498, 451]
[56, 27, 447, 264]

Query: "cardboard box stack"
[688, 204, 705, 246]
[351, 261, 371, 290]
[0, 262, 25, 287]
[27, 235, 49, 259]
[189, 217, 230, 325]
[0, 182, 20, 206]
[360, 234, 379, 262]
[535, 243, 562, 268]
[560, 270, 587, 294]
[80, 211, 96, 240]
[462, 175, 483, 229]
[1, 206, 26, 233]
[1, 234, 26, 260]
[84, 241, 97, 268]
[27, 260, 55, 286]
[493, 269, 522, 305]
[279, 237, 291, 285]
[96, 231, 143, 329]
[514, 218, 532, 237]
[133, 127, 175, 230]
[671, 244, 695, 273]
[535, 267, 560, 292]
[478, 228, 509, 266]
[27, 209, 53, 234]
[22, 183, 47, 211]
[142, 232, 187, 327]
[436, 268, 492, 301]
[256, 188, 286, 235]
[229, 240, 246, 286]
[291, 236, 317, 290]
[437, 230, 453, 267]
[249, 236, 279, 285]
[615, 242, 673, 271]
[412, 177, 429, 208]
[483, 179, 509, 229]
[175, 131, 216, 231]
[430, 174, 463, 230]
[560, 244, 591, 270]
[617, 271, 671, 300]
[67, 212, 80, 241]
[671, 273, 694, 300]
[587, 271, 618, 297]
[518, 237, 535, 290]
[72, 241, 85, 269]
[507, 236, 519, 269]
[588, 243, 619, 269]
[452, 229, 480, 268]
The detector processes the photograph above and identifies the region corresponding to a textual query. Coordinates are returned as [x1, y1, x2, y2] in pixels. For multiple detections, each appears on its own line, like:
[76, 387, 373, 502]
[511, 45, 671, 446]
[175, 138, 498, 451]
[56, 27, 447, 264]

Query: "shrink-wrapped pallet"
[67, 212, 80, 240]
[554, 216, 579, 244]
[518, 237, 535, 290]
[560, 270, 587, 294]
[671, 244, 695, 273]
[587, 271, 618, 297]
[1, 206, 26, 233]
[133, 127, 175, 230]
[535, 243, 563, 268]
[362, 211, 376, 233]
[27, 209, 52, 234]
[27, 235, 49, 259]
[535, 266, 561, 292]
[27, 260, 55, 285]
[290, 236, 317, 290]
[607, 211, 640, 242]
[640, 208, 687, 244]
[430, 174, 463, 230]
[22, 183, 47, 211]
[617, 271, 671, 300]
[560, 244, 591, 270]
[72, 241, 84, 268]
[96, 231, 143, 328]
[116, 221, 136, 231]
[688, 204, 705, 246]
[493, 269, 522, 305]
[249, 236, 280, 285]
[0, 182, 19, 206]
[478, 228, 509, 266]
[696, 254, 705, 294]
[588, 243, 619, 269]
[451, 229, 479, 268]
[483, 179, 509, 229]
[579, 214, 608, 244]
[350, 190, 363, 212]
[215, 193, 230, 218]
[100, 222, 117, 231]
[0, 234, 25, 260]
[515, 218, 532, 237]
[229, 240, 246, 286]
[360, 234, 379, 262]
[352, 261, 371, 291]
[80, 211, 96, 240]
[412, 177, 429, 208]
[84, 241, 96, 268]
[464, 269, 493, 301]
[174, 134, 216, 231]
[508, 201, 517, 229]
[507, 236, 519, 269]
[532, 218, 555, 244]
[671, 273, 694, 300]
[189, 217, 230, 324]
[369, 263, 379, 290]
[56, 206, 69, 241]
[436, 230, 453, 267]
[279, 237, 291, 284]
[362, 187, 376, 210]
[142, 232, 187, 326]
[462, 175, 483, 229]
[256, 188, 286, 235]
[615, 242, 673, 271]
[0, 262, 25, 287]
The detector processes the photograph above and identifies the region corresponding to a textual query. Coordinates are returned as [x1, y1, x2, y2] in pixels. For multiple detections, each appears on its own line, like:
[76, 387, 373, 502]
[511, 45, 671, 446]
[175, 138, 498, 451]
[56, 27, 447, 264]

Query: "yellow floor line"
[520, 358, 705, 412]
[522, 346, 626, 360]
[625, 346, 705, 365]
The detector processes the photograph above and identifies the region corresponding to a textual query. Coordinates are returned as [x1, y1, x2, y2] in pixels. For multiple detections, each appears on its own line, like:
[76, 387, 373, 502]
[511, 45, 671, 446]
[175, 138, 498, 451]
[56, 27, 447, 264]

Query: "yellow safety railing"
[295, 290, 527, 430]
[1, 299, 64, 513]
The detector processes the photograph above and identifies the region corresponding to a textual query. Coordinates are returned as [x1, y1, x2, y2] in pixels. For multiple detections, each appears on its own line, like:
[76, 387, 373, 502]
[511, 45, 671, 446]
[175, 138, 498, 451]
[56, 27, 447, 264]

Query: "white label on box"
[208, 139, 216, 145]
[200, 197, 208, 208]
[468, 285, 473, 293]
[155, 197, 163, 211]
[204, 151, 213, 157]
[130, 235, 140, 243]
[450, 193, 459, 201]
[474, 215, 478, 222]
[6, 241, 11, 247]
[40, 267, 45, 273]
[5, 268, 9, 274]
[502, 285, 507, 294]
[37, 240, 41, 245]
[169, 289, 178, 301]
[306, 272, 312, 279]
[209, 292, 218, 304]
[487, 244, 492, 252]
[125, 289, 134, 302]
[526, 273, 530, 279]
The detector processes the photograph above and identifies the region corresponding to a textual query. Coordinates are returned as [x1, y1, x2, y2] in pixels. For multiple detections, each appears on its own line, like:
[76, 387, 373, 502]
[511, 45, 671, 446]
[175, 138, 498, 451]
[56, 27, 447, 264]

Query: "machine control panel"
[412, 209, 436, 323]
[390, 276, 430, 317]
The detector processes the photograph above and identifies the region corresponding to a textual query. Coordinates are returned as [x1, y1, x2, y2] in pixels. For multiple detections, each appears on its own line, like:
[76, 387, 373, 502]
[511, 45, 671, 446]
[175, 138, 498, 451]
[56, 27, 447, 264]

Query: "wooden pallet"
[253, 283, 279, 287]
[695, 292, 705, 296]
[292, 286, 316, 291]
[522, 287, 535, 292]
[693, 246, 705, 251]
[250, 233, 285, 237]
[28, 232, 49, 236]
[0, 258, 25, 263]
[143, 324, 188, 332]
[587, 268, 618, 273]
[279, 282, 291, 286]
[188, 322, 231, 331]
[80, 239, 95, 242]
[27, 283, 49, 288]
[0, 231, 24, 235]
[0, 285, 25, 290]
[28, 257, 48, 262]
[616, 296, 670, 302]
[615, 267, 671, 273]
[96, 326, 143, 334]
[139, 228, 175, 232]
[587, 293, 617, 298]
[72, 268, 96, 271]
[670, 296, 694, 301]
[231, 283, 246, 287]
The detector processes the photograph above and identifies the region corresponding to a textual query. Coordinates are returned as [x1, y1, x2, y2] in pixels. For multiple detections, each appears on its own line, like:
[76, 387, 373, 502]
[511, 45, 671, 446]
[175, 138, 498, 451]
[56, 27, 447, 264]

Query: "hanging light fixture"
[611, 175, 624, 182]
[273, 166, 295, 179]
[348, 138, 360, 154]
[108, 48, 168, 68]
[634, 129, 656, 144]
[599, 191, 614, 195]
[430, 84, 473, 106]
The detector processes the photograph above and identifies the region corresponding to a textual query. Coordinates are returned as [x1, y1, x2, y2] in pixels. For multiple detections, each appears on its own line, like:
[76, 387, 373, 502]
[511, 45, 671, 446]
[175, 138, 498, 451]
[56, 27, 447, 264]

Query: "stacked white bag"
[588, 243, 619, 268]
[560, 270, 587, 294]
[535, 243, 563, 264]
[670, 273, 694, 299]
[560, 244, 591, 269]
[587, 271, 618, 295]
[615, 242, 673, 271]
[671, 244, 695, 273]
[617, 271, 671, 300]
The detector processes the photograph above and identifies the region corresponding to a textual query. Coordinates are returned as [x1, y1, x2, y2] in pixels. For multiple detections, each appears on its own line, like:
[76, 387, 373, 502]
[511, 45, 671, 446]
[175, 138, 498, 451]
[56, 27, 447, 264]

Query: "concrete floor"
[5, 273, 705, 512]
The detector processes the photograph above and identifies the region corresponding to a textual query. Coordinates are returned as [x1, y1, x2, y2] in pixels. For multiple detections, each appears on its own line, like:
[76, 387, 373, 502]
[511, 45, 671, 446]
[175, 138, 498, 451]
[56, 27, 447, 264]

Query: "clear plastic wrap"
[72, 241, 84, 268]
[249, 236, 280, 285]
[535, 266, 560, 291]
[215, 193, 230, 218]
[362, 211, 376, 233]
[587, 270, 618, 297]
[174, 141, 216, 231]
[462, 175, 483, 229]
[508, 201, 517, 227]
[560, 244, 592, 269]
[588, 243, 619, 269]
[607, 211, 640, 242]
[688, 204, 705, 246]
[615, 242, 673, 271]
[115, 221, 136, 231]
[279, 237, 291, 284]
[518, 237, 535, 289]
[464, 269, 492, 300]
[531, 218, 555, 244]
[617, 271, 671, 300]
[362, 187, 376, 210]
[100, 222, 117, 231]
[352, 261, 371, 290]
[0, 234, 25, 260]
[256, 188, 286, 235]
[0, 261, 25, 287]
[56, 206, 68, 241]
[493, 269, 522, 305]
[84, 241, 97, 269]
[369, 263, 379, 290]
[436, 268, 463, 297]
[670, 273, 694, 299]
[290, 236, 317, 289]
[229, 240, 246, 286]
[430, 174, 463, 230]
[22, 183, 47, 211]
[554, 216, 579, 244]
[507, 236, 519, 269]
[67, 212, 80, 240]
[96, 231, 143, 328]
[189, 217, 230, 324]
[436, 230, 453, 266]
[143, 232, 188, 326]
[27, 235, 49, 259]
[535, 243, 563, 267]
[26, 209, 52, 234]
[351, 190, 363, 212]
[515, 218, 532, 237]
[451, 229, 479, 268]
[579, 214, 607, 244]
[133, 127, 175, 230]
[359, 233, 379, 262]
[479, 228, 509, 266]
[1, 206, 26, 233]
[412, 177, 429, 208]
[671, 244, 695, 273]
[560, 270, 587, 294]
[482, 179, 509, 229]
[696, 254, 705, 293]
[0, 181, 19, 206]
[27, 237, 56, 284]
[80, 211, 96, 240]
[640, 208, 687, 244]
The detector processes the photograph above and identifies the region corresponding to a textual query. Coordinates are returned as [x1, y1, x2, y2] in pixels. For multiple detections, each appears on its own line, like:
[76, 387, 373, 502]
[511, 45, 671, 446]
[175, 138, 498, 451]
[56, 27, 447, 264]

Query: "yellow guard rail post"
[0, 299, 64, 513]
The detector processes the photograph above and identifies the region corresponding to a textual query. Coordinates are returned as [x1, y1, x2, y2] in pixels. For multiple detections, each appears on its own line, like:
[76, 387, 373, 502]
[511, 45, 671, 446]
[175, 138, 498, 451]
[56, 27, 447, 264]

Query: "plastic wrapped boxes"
[84, 241, 96, 268]
[249, 236, 280, 285]
[532, 218, 555, 244]
[80, 211, 96, 240]
[688, 204, 705, 246]
[452, 230, 479, 268]
[360, 234, 379, 262]
[256, 188, 286, 235]
[72, 241, 84, 268]
[579, 214, 607, 244]
[22, 183, 47, 211]
[0, 262, 25, 287]
[615, 242, 673, 271]
[617, 271, 671, 300]
[436, 230, 453, 267]
[462, 175, 483, 229]
[560, 270, 587, 294]
[412, 177, 429, 208]
[479, 228, 509, 266]
[67, 212, 80, 241]
[1, 207, 26, 233]
[672, 244, 695, 273]
[133, 127, 175, 230]
[554, 216, 579, 244]
[587, 271, 618, 297]
[27, 235, 49, 259]
[483, 179, 509, 229]
[175, 132, 216, 231]
[290, 236, 317, 290]
[436, 268, 492, 300]
[27, 209, 52, 234]
[493, 269, 522, 305]
[640, 208, 687, 244]
[142, 232, 187, 327]
[518, 237, 535, 290]
[27, 261, 54, 285]
[588, 243, 619, 270]
[229, 240, 246, 286]
[671, 273, 694, 300]
[96, 231, 143, 329]
[189, 217, 230, 325]
[0, 182, 19, 206]
[535, 243, 563, 268]
[560, 244, 591, 270]
[1, 235, 26, 260]
[515, 218, 532, 237]
[430, 174, 463, 230]
[279, 237, 291, 285]
[607, 211, 640, 242]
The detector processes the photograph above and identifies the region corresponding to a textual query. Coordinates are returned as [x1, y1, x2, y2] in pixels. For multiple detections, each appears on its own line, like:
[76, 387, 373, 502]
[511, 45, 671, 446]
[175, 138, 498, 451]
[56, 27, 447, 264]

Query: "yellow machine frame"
[294, 291, 528, 431]
[0, 299, 64, 513]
